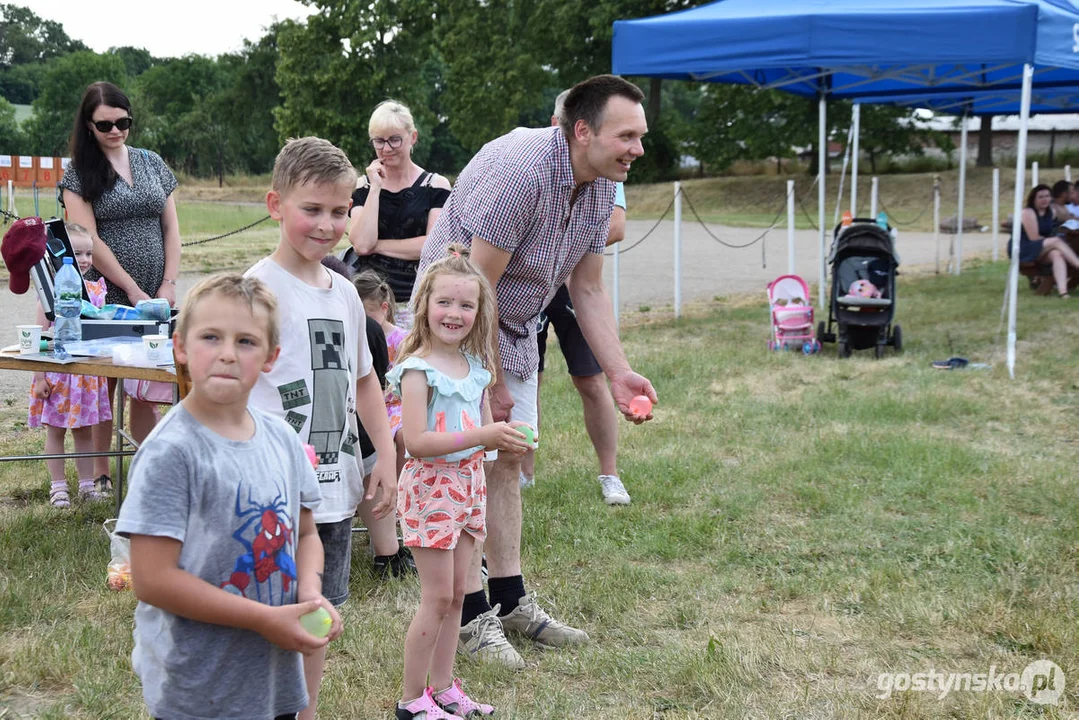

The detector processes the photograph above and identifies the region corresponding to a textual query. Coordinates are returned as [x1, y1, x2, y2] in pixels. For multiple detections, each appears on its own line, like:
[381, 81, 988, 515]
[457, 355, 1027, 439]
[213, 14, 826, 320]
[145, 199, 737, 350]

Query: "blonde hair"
[368, 100, 416, 136]
[397, 244, 497, 382]
[272, 136, 356, 197]
[352, 269, 397, 322]
[177, 273, 280, 350]
[64, 222, 91, 241]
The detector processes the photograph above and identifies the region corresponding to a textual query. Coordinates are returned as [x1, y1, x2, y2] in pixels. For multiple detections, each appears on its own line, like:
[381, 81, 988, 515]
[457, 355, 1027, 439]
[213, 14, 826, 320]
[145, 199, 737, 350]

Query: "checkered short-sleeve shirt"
[417, 126, 616, 379]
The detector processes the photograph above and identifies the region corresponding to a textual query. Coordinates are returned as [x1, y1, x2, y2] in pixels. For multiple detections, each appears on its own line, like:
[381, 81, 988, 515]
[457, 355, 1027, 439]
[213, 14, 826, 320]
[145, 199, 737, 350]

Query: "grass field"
[1, 258, 1076, 718]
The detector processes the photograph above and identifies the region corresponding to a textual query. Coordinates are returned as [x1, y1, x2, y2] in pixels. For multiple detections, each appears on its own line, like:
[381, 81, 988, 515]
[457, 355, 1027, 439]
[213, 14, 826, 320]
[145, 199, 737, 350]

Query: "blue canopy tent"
[612, 0, 1079, 376]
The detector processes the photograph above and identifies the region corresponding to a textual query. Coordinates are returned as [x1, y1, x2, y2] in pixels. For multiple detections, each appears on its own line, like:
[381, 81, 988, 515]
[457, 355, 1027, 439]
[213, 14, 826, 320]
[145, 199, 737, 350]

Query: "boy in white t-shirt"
[246, 136, 396, 720]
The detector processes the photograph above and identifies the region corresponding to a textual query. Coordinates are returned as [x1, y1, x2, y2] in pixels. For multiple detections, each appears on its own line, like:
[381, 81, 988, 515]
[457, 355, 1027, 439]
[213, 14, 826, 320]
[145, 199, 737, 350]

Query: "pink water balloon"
[629, 395, 653, 418]
[304, 444, 319, 469]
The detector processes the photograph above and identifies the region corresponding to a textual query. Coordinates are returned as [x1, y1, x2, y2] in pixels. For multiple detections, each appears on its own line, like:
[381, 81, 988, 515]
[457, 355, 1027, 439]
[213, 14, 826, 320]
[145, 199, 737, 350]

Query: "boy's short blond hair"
[271, 136, 357, 197]
[176, 273, 280, 350]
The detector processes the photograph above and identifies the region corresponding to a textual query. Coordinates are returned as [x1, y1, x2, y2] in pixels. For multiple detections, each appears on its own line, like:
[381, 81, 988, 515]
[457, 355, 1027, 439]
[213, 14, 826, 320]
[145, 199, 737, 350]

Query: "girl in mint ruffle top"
[387, 245, 532, 720]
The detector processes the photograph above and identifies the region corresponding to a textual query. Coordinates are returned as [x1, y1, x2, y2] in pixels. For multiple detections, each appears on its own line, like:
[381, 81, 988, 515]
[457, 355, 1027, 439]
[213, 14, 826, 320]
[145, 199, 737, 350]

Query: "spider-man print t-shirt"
[116, 405, 321, 720]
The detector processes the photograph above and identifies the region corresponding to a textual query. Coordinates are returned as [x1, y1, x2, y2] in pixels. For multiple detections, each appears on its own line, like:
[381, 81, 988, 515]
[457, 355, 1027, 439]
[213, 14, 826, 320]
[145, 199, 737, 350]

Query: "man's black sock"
[488, 575, 526, 616]
[461, 590, 492, 626]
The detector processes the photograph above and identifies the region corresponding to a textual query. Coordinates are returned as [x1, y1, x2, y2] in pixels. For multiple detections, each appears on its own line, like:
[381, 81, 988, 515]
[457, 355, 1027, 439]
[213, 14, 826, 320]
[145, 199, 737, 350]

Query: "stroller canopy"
[828, 224, 899, 266]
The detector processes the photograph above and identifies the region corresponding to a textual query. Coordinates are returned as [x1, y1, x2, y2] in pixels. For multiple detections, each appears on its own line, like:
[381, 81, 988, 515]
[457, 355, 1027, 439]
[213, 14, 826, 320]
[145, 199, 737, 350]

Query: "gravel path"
[1, 221, 1001, 403]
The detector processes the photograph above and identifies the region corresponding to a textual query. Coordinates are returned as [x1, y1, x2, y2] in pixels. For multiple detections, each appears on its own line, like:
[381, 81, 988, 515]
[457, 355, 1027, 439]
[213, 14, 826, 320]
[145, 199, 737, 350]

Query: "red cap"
[1, 217, 47, 294]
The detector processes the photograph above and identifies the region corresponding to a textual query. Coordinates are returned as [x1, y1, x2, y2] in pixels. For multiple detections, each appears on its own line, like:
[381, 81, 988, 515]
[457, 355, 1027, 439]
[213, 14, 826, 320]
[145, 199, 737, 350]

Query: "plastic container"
[53, 257, 83, 356]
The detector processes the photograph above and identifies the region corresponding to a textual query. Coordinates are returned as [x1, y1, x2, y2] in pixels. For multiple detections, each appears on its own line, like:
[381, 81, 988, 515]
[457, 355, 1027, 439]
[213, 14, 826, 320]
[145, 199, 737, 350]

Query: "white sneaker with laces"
[500, 592, 589, 647]
[457, 605, 525, 670]
[598, 474, 630, 505]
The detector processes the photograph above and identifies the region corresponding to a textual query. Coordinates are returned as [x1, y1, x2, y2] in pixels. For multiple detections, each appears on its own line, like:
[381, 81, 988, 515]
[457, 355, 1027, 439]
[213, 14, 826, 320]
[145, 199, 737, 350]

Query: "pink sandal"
[49, 484, 70, 509]
[435, 678, 495, 717]
[396, 687, 464, 720]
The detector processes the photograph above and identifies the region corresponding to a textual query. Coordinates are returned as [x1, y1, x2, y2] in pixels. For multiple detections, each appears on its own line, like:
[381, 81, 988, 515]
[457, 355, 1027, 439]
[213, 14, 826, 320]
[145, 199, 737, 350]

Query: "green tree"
[110, 46, 156, 78]
[0, 60, 47, 104]
[134, 55, 226, 172]
[215, 30, 284, 175]
[857, 104, 931, 174]
[21, 51, 127, 156]
[275, 1, 437, 167]
[0, 4, 87, 68]
[0, 94, 23, 152]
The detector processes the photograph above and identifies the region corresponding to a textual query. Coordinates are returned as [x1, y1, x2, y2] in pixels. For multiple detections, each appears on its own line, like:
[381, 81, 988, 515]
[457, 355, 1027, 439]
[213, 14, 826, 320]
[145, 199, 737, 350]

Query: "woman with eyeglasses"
[58, 81, 180, 478]
[344, 100, 451, 326]
[60, 81, 181, 309]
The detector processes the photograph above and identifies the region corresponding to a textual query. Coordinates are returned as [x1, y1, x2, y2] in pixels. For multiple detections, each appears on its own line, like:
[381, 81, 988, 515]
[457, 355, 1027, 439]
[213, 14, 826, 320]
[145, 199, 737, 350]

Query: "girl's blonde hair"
[353, 269, 397, 322]
[397, 244, 497, 383]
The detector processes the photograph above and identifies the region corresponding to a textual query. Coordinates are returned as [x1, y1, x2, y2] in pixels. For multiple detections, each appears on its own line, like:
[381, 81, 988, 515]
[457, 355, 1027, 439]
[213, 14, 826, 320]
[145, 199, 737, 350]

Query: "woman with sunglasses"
[58, 81, 180, 478]
[60, 81, 180, 310]
[344, 100, 451, 327]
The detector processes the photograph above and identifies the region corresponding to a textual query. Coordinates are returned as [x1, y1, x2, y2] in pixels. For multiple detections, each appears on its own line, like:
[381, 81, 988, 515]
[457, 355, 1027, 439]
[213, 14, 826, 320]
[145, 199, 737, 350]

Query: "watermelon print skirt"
[398, 451, 486, 549]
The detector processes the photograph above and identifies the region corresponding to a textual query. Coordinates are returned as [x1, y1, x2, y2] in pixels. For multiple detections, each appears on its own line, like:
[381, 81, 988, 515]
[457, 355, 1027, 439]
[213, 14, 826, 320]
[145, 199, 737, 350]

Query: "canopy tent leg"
[1007, 64, 1034, 379]
[818, 94, 827, 311]
[787, 179, 796, 275]
[956, 113, 969, 275]
[851, 103, 860, 214]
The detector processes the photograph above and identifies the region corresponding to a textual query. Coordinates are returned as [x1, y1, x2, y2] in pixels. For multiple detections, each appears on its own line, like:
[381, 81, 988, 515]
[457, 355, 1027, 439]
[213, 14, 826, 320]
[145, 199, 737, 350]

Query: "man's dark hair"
[559, 74, 644, 141]
[1052, 179, 1072, 201]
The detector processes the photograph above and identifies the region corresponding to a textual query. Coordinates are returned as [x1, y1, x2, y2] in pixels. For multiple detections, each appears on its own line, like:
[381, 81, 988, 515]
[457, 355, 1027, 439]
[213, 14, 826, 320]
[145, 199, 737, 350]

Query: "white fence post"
[673, 181, 682, 319]
[870, 176, 879, 218]
[1032, 160, 1039, 189]
[934, 176, 941, 274]
[992, 167, 1001, 262]
[787, 179, 796, 275]
[1066, 164, 1072, 183]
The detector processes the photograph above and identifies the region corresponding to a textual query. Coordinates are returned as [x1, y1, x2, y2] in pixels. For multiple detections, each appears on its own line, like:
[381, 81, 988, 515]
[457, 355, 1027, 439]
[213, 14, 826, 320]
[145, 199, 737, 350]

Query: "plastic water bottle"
[876, 211, 889, 229]
[53, 257, 83, 356]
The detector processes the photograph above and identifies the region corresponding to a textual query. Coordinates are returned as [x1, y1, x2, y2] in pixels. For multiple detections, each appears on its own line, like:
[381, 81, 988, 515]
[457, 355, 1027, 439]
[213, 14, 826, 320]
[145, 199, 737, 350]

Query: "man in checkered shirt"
[415, 74, 657, 669]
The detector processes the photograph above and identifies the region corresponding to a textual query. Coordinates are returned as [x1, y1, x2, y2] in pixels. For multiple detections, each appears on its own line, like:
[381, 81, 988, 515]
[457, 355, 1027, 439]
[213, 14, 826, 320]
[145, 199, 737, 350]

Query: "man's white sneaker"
[598, 474, 630, 505]
[457, 605, 525, 670]
[500, 592, 589, 647]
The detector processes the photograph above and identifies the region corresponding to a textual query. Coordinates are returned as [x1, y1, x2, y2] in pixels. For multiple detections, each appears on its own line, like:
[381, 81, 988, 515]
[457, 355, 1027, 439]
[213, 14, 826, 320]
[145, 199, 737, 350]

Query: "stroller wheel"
[817, 321, 827, 344]
[802, 341, 814, 355]
[875, 344, 885, 359]
[892, 325, 903, 353]
[838, 340, 852, 359]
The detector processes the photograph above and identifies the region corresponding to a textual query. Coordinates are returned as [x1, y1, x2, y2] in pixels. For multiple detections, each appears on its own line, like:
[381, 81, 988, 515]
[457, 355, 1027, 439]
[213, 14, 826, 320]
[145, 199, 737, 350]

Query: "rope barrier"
[680, 188, 790, 250]
[180, 215, 272, 247]
[604, 191, 678, 257]
[877, 187, 936, 227]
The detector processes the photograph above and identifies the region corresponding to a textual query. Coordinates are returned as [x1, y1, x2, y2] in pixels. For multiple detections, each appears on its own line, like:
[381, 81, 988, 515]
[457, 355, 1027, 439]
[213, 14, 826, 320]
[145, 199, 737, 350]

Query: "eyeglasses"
[370, 135, 404, 150]
[91, 117, 133, 133]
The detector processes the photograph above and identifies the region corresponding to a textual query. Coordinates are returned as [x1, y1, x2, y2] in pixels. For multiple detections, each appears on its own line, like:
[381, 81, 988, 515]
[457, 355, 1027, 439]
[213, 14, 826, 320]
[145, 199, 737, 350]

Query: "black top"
[356, 316, 389, 459]
[344, 171, 450, 303]
[1011, 208, 1055, 264]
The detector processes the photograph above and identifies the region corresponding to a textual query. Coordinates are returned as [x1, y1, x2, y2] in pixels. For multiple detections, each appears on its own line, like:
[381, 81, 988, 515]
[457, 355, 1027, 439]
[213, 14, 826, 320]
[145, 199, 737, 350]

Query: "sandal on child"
[78, 480, 105, 502]
[95, 474, 113, 494]
[49, 486, 70, 509]
[435, 678, 495, 717]
[396, 687, 464, 720]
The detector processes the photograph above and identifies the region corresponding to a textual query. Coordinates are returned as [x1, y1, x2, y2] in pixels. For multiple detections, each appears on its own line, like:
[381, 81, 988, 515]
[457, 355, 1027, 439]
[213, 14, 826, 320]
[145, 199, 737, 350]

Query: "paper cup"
[143, 334, 168, 363]
[17, 325, 42, 355]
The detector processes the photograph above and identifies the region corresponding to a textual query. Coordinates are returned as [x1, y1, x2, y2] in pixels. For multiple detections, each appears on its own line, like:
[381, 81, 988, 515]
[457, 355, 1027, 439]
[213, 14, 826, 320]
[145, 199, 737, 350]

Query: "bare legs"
[1040, 238, 1079, 295]
[571, 373, 619, 477]
[403, 534, 475, 700]
[465, 456, 522, 596]
[44, 425, 94, 483]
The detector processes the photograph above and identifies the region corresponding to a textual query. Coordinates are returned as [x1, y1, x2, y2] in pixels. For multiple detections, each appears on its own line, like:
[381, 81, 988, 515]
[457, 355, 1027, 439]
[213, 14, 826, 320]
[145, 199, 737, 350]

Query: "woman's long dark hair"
[68, 82, 131, 203]
[1026, 183, 1052, 213]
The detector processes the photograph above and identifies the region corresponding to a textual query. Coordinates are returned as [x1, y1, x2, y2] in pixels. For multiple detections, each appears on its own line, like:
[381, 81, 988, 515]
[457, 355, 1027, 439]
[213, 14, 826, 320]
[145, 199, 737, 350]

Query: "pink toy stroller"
[766, 274, 820, 354]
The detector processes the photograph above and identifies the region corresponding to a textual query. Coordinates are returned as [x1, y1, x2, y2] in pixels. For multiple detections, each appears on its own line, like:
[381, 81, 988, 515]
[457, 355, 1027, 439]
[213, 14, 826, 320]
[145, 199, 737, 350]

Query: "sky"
[22, 0, 316, 58]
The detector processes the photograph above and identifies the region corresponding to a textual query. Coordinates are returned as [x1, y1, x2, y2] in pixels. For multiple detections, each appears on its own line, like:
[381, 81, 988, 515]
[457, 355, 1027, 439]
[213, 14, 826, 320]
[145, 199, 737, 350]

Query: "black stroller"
[817, 219, 902, 358]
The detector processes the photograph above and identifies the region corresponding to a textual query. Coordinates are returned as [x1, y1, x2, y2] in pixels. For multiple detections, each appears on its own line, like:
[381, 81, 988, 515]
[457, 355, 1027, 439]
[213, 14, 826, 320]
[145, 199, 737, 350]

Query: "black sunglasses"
[92, 117, 133, 133]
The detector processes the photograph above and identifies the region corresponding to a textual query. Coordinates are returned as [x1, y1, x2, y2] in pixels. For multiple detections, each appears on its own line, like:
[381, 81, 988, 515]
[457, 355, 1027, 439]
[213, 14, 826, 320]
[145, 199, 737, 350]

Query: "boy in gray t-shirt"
[117, 273, 340, 720]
